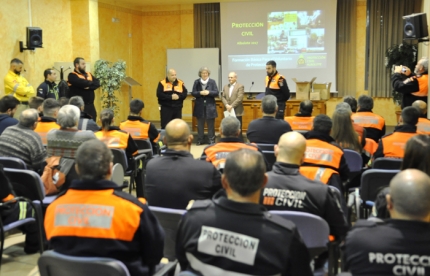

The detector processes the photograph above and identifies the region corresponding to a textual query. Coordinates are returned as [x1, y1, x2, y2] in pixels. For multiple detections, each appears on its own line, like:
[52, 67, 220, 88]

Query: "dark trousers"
[276, 102, 286, 119]
[160, 106, 182, 129]
[197, 117, 215, 143]
[237, 115, 243, 141]
[84, 103, 97, 121]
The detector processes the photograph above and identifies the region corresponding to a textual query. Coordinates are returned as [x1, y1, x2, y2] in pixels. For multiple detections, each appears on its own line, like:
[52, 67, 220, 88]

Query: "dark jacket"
[157, 77, 188, 108]
[191, 78, 219, 119]
[262, 162, 349, 239]
[67, 70, 100, 104]
[0, 114, 18, 135]
[45, 179, 165, 276]
[392, 73, 428, 108]
[37, 80, 63, 100]
[145, 150, 222, 209]
[247, 116, 292, 144]
[176, 191, 312, 276]
[78, 111, 99, 132]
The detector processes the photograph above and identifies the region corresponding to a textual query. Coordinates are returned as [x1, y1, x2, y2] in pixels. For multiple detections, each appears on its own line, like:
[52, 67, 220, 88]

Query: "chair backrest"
[111, 149, 128, 173]
[360, 169, 399, 202]
[135, 139, 154, 158]
[372, 158, 402, 170]
[38, 250, 130, 276]
[269, 210, 329, 258]
[262, 150, 276, 171]
[294, 130, 309, 135]
[4, 168, 45, 201]
[149, 206, 186, 261]
[0, 157, 27, 169]
[255, 143, 275, 151]
[343, 149, 363, 172]
[111, 163, 125, 187]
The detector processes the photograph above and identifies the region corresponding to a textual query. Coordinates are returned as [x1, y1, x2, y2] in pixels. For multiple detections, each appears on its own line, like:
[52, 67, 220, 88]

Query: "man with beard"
[4, 58, 35, 119]
[265, 60, 290, 119]
[67, 57, 100, 120]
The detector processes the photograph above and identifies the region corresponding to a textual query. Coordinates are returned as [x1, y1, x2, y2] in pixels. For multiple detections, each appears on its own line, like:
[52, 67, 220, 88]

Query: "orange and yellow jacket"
[351, 111, 386, 142]
[284, 115, 314, 131]
[95, 126, 138, 158]
[119, 116, 160, 143]
[373, 125, 417, 160]
[417, 117, 430, 135]
[4, 70, 35, 102]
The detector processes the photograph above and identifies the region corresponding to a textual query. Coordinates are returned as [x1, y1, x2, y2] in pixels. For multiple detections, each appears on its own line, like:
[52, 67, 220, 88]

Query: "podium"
[124, 77, 142, 102]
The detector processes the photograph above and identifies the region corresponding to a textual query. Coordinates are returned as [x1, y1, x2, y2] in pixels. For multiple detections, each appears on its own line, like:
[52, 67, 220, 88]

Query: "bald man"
[221, 72, 245, 139]
[344, 169, 430, 275]
[261, 132, 348, 239]
[157, 68, 188, 129]
[145, 119, 221, 209]
[412, 100, 430, 135]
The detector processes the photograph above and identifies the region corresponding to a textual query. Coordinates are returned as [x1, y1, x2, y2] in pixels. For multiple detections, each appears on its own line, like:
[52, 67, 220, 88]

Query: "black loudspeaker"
[403, 13, 428, 40]
[26, 27, 43, 48]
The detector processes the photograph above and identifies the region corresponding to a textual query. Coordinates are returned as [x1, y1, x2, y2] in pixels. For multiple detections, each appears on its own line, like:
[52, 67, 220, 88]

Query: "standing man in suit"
[221, 72, 245, 140]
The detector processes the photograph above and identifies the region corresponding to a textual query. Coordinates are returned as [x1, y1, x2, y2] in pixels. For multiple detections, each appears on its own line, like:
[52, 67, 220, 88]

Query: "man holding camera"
[392, 57, 428, 108]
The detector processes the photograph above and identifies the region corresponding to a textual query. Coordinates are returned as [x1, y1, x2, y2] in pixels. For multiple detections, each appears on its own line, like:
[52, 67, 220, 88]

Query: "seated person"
[29, 96, 44, 117]
[176, 149, 312, 275]
[400, 134, 430, 176]
[303, 114, 350, 182]
[145, 119, 221, 209]
[247, 95, 291, 144]
[202, 116, 260, 170]
[261, 132, 348, 240]
[351, 95, 386, 142]
[412, 100, 430, 135]
[44, 139, 164, 275]
[374, 106, 418, 160]
[34, 98, 61, 144]
[68, 96, 99, 131]
[59, 97, 69, 107]
[0, 109, 46, 172]
[343, 169, 430, 275]
[0, 95, 19, 135]
[284, 100, 314, 131]
[46, 105, 96, 193]
[119, 99, 160, 154]
[332, 108, 362, 153]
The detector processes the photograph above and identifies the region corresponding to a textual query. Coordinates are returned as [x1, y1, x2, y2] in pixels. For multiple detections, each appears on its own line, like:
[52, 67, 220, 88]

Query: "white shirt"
[229, 82, 236, 98]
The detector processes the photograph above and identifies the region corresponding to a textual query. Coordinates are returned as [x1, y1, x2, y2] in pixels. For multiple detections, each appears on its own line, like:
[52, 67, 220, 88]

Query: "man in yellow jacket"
[4, 59, 35, 119]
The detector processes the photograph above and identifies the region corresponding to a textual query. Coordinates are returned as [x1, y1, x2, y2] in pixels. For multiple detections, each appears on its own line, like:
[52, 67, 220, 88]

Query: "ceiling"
[99, 0, 253, 9]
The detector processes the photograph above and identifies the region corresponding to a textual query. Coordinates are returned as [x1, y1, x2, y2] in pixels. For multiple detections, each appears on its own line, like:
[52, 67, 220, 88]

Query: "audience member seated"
[0, 109, 46, 172]
[337, 101, 367, 146]
[303, 114, 350, 182]
[34, 98, 60, 144]
[343, 96, 358, 113]
[284, 100, 314, 131]
[68, 96, 99, 131]
[412, 100, 430, 135]
[369, 187, 390, 220]
[0, 95, 19, 135]
[120, 99, 160, 154]
[44, 139, 164, 275]
[58, 96, 69, 107]
[351, 95, 386, 142]
[29, 96, 44, 117]
[400, 134, 430, 176]
[203, 116, 260, 170]
[246, 95, 291, 143]
[343, 169, 430, 275]
[46, 105, 96, 192]
[332, 108, 362, 153]
[261, 132, 348, 239]
[374, 106, 419, 160]
[176, 149, 312, 275]
[0, 164, 41, 254]
[145, 119, 221, 209]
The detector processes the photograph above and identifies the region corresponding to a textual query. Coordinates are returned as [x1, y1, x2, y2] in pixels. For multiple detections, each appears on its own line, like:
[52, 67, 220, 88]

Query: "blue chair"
[262, 150, 276, 171]
[255, 143, 276, 151]
[149, 206, 186, 261]
[110, 163, 125, 187]
[372, 157, 402, 170]
[38, 250, 130, 276]
[0, 157, 27, 169]
[343, 149, 362, 173]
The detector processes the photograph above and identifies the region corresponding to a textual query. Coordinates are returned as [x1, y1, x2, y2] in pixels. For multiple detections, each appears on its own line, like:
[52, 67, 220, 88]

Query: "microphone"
[247, 81, 254, 99]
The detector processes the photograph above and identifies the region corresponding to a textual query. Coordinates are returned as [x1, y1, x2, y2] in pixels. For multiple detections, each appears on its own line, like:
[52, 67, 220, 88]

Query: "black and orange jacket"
[284, 114, 314, 131]
[373, 124, 417, 160]
[157, 77, 188, 108]
[95, 126, 138, 158]
[351, 110, 386, 142]
[34, 117, 60, 145]
[265, 71, 290, 102]
[261, 162, 348, 239]
[299, 166, 343, 192]
[67, 70, 100, 104]
[417, 117, 430, 135]
[44, 179, 165, 276]
[202, 137, 260, 170]
[392, 73, 428, 108]
[303, 131, 350, 181]
[119, 116, 160, 143]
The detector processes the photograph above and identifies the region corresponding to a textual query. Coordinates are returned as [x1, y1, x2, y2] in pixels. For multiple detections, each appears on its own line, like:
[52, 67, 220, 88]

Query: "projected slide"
[220, 0, 337, 92]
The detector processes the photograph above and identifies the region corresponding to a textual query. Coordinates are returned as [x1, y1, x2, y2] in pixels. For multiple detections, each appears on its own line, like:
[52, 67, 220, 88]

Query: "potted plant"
[94, 59, 127, 116]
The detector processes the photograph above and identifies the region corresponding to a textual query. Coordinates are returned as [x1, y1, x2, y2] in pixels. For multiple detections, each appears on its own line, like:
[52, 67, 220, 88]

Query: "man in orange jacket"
[351, 95, 386, 142]
[412, 100, 430, 135]
[374, 106, 419, 160]
[284, 100, 315, 131]
[34, 98, 60, 144]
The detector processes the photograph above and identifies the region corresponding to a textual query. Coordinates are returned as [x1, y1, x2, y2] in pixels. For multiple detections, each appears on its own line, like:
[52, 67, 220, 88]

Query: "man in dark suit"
[221, 72, 245, 140]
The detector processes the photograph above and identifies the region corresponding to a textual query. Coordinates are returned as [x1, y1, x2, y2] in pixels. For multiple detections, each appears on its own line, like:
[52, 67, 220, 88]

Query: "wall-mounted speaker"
[403, 13, 428, 40]
[26, 27, 43, 48]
